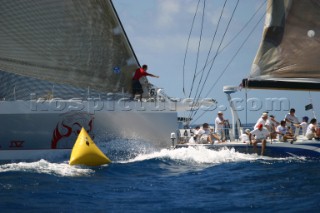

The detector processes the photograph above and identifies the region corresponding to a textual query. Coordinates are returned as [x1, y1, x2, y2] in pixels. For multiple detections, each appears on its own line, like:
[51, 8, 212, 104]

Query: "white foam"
[0, 159, 94, 177]
[119, 146, 304, 164]
[119, 146, 255, 164]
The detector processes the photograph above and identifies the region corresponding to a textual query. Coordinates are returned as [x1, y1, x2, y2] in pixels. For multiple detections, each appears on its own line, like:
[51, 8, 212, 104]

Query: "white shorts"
[306, 133, 314, 140]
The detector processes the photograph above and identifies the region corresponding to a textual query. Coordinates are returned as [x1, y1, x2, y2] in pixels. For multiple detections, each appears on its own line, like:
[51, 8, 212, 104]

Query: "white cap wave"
[120, 146, 264, 164]
[0, 159, 94, 177]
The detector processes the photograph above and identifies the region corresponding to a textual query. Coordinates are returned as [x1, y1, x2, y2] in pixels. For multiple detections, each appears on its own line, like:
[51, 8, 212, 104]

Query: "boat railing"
[178, 125, 243, 144]
[177, 124, 315, 145]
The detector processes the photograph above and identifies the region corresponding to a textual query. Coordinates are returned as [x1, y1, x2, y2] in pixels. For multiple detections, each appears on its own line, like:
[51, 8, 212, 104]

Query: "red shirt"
[132, 68, 152, 80]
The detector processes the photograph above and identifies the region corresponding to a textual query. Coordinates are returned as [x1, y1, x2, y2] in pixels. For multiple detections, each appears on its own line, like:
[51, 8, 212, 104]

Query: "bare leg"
[261, 139, 266, 155]
[212, 134, 220, 141]
[222, 131, 226, 142]
[253, 141, 258, 153]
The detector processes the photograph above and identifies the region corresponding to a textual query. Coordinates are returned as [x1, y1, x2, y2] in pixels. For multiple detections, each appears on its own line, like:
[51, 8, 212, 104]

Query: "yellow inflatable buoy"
[69, 127, 111, 166]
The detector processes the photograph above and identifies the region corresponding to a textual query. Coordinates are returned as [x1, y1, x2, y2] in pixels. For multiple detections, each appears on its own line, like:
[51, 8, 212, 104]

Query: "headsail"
[0, 0, 140, 94]
[243, 0, 320, 90]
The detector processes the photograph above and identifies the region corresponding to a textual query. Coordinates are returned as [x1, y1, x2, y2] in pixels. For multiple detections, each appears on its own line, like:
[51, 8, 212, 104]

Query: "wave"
[0, 143, 307, 177]
[118, 146, 306, 164]
[0, 159, 95, 177]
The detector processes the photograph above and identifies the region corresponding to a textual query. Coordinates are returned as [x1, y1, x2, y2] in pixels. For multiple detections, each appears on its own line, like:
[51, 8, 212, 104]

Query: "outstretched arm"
[146, 73, 159, 78]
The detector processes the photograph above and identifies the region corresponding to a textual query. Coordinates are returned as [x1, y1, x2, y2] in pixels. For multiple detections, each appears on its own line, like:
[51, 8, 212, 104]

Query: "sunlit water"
[1, 140, 319, 213]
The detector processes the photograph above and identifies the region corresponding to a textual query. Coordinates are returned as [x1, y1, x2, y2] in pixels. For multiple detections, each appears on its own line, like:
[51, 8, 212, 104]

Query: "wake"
[118, 146, 305, 164]
[0, 146, 306, 177]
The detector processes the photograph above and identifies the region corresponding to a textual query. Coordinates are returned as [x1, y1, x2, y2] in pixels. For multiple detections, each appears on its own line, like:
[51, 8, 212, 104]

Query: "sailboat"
[0, 0, 180, 161]
[175, 0, 320, 157]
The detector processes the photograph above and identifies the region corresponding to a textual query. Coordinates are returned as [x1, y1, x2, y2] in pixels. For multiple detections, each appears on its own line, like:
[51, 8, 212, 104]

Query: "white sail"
[0, 0, 140, 94]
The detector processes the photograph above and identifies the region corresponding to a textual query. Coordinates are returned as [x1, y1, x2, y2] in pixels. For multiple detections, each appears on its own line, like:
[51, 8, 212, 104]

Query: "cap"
[245, 129, 250, 133]
[257, 123, 263, 129]
[269, 115, 275, 118]
[262, 112, 268, 117]
[218, 111, 223, 114]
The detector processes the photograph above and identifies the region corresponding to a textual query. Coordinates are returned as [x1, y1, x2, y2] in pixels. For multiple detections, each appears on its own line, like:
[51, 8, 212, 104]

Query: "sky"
[113, 0, 320, 125]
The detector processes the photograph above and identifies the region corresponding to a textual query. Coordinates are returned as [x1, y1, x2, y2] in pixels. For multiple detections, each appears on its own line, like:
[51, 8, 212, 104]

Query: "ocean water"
[1, 139, 320, 213]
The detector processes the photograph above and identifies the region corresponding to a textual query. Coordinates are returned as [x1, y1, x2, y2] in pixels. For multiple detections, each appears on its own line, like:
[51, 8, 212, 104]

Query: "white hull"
[0, 100, 178, 161]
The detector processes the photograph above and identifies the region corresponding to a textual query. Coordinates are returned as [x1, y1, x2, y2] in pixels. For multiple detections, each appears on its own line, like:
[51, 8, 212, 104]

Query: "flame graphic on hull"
[51, 114, 94, 149]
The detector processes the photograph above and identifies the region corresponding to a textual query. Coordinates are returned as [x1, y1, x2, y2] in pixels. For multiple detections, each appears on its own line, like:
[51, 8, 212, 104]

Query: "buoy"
[69, 127, 111, 166]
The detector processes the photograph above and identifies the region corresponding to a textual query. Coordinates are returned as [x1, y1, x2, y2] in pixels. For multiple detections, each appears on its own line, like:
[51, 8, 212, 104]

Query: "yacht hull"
[0, 100, 178, 161]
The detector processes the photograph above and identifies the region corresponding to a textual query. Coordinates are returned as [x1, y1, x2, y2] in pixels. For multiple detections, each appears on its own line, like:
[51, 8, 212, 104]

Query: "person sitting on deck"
[254, 112, 270, 130]
[197, 123, 213, 144]
[276, 120, 295, 142]
[239, 129, 251, 144]
[189, 126, 201, 143]
[249, 123, 269, 155]
[284, 108, 300, 134]
[209, 126, 221, 143]
[306, 118, 320, 140]
[266, 115, 279, 139]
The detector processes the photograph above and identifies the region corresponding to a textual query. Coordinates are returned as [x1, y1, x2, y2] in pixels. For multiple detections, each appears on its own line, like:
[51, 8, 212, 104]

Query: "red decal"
[51, 116, 94, 149]
[51, 122, 72, 149]
[88, 119, 94, 139]
[88, 119, 93, 131]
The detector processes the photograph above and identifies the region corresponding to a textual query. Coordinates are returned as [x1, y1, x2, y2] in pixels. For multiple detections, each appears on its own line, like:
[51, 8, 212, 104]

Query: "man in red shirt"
[131, 64, 159, 101]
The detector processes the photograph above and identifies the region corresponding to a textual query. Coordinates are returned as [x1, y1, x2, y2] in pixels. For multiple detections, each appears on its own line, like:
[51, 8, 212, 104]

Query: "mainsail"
[0, 0, 140, 95]
[243, 0, 320, 90]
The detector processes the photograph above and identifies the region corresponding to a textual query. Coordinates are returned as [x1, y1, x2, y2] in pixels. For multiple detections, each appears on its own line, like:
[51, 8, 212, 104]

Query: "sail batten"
[244, 0, 320, 90]
[0, 0, 139, 93]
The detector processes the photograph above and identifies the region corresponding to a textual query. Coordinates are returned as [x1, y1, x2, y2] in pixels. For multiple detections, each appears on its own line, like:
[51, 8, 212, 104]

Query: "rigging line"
[191, 4, 267, 125]
[194, 0, 266, 78]
[191, 0, 240, 119]
[198, 0, 240, 98]
[188, 0, 226, 108]
[218, 0, 266, 54]
[188, 0, 206, 98]
[187, 0, 228, 120]
[187, 0, 210, 119]
[182, 0, 201, 97]
[190, 0, 232, 118]
[204, 3, 267, 98]
[190, 109, 207, 125]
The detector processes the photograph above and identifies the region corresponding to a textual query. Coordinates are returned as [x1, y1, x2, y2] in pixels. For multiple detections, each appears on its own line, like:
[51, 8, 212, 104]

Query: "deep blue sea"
[1, 138, 320, 213]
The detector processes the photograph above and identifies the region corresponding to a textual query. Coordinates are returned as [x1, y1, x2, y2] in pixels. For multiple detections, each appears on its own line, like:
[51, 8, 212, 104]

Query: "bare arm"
[146, 73, 159, 78]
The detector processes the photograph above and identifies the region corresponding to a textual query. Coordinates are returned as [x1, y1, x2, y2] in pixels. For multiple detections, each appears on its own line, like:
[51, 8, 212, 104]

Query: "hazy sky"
[113, 0, 320, 125]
